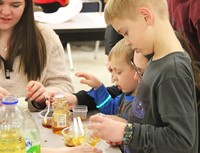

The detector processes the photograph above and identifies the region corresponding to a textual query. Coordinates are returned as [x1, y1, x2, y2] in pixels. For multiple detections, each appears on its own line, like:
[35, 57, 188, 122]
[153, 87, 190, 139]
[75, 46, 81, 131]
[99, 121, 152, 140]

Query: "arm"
[89, 115, 126, 142]
[74, 71, 121, 113]
[89, 77, 197, 152]
[0, 86, 10, 101]
[130, 78, 197, 152]
[74, 85, 122, 111]
[106, 85, 122, 97]
[106, 115, 127, 123]
[74, 90, 97, 111]
[44, 86, 122, 112]
[88, 84, 121, 115]
[75, 71, 102, 89]
[41, 146, 102, 153]
[105, 115, 127, 147]
[27, 24, 74, 112]
[69, 72, 122, 114]
[67, 71, 122, 111]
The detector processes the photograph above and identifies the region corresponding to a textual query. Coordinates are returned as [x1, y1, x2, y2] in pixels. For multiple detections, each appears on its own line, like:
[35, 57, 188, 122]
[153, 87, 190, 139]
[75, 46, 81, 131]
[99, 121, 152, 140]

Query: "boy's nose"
[112, 74, 118, 82]
[111, 73, 115, 83]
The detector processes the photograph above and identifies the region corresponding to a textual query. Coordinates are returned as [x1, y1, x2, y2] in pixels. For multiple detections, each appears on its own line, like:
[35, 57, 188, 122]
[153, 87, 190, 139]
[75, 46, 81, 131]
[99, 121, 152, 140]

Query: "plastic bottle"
[52, 93, 70, 134]
[18, 99, 41, 153]
[0, 95, 26, 153]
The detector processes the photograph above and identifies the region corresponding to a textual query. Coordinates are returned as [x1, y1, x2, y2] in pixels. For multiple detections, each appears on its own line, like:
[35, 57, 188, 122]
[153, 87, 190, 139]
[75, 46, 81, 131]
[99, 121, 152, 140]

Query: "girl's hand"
[26, 81, 46, 103]
[0, 86, 10, 105]
[44, 91, 56, 106]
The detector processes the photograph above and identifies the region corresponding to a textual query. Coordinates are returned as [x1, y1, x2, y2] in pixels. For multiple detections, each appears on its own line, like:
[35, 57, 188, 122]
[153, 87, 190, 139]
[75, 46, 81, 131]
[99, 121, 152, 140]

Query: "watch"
[123, 123, 134, 145]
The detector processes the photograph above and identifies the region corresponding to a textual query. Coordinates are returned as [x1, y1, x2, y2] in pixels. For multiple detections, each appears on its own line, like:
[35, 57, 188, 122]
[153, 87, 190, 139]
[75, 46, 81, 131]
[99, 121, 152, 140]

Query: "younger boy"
[67, 39, 138, 120]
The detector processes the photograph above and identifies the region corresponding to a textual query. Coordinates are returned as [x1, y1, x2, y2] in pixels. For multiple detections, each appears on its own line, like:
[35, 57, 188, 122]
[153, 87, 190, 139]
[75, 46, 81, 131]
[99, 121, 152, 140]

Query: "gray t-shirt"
[126, 52, 198, 153]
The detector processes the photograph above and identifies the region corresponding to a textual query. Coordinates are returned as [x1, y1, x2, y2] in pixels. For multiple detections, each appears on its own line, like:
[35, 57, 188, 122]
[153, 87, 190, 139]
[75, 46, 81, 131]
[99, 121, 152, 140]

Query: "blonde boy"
[88, 0, 198, 153]
[75, 39, 138, 117]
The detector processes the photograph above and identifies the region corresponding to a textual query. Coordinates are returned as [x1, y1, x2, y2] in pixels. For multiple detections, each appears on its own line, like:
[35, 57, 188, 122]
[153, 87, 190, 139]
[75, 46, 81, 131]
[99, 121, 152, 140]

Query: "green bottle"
[18, 98, 41, 153]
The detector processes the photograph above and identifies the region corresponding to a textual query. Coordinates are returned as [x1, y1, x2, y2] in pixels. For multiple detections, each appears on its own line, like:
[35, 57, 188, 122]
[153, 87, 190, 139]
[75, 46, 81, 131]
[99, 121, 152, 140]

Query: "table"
[47, 12, 107, 70]
[32, 110, 122, 153]
[48, 12, 106, 42]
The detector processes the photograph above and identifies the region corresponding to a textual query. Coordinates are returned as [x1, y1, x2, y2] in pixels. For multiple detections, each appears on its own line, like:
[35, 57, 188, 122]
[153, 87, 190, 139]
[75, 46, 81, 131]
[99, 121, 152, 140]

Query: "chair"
[82, 0, 103, 59]
[66, 0, 103, 70]
[82, 0, 102, 12]
[81, 0, 102, 60]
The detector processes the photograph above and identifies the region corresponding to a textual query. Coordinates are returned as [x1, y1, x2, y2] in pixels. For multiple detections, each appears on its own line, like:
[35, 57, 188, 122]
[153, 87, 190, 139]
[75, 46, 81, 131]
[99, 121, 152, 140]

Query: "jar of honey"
[52, 93, 70, 134]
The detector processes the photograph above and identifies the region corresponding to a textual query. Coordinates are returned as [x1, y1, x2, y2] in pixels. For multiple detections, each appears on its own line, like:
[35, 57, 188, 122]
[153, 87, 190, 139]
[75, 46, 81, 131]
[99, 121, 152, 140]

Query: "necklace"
[0, 42, 7, 52]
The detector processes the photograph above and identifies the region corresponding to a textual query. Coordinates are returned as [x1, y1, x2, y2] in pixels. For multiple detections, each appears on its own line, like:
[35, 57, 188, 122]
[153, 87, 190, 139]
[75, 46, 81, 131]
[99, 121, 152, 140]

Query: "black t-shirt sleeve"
[74, 90, 96, 111]
[107, 85, 122, 97]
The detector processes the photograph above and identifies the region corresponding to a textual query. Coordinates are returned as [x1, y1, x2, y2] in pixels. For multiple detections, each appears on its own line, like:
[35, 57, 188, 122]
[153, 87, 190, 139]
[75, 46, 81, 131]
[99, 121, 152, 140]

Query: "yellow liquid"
[0, 130, 26, 153]
[65, 137, 75, 147]
[72, 136, 85, 146]
[52, 126, 66, 134]
[42, 118, 52, 128]
[52, 111, 70, 134]
[63, 130, 76, 147]
[85, 137, 101, 147]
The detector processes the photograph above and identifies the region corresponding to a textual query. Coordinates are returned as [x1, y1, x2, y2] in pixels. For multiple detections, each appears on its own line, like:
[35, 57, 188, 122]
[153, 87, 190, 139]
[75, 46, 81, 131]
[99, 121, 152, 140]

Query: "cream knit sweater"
[0, 23, 74, 111]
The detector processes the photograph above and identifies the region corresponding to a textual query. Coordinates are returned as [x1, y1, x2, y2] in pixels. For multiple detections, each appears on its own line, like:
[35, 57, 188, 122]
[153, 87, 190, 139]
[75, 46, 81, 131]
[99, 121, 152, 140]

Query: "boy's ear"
[138, 7, 153, 25]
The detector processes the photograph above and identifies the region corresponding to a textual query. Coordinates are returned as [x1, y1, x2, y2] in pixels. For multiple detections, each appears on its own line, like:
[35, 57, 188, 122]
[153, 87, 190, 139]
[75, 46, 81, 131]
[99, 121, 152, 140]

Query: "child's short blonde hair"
[104, 0, 169, 24]
[108, 38, 133, 66]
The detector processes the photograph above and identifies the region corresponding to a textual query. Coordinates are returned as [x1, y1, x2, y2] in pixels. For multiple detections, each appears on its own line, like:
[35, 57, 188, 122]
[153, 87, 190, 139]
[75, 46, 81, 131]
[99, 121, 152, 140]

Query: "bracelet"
[123, 123, 133, 145]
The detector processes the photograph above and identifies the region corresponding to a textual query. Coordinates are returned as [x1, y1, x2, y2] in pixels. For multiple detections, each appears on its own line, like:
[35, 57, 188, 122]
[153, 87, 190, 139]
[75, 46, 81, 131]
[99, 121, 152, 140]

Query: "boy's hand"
[75, 72, 102, 89]
[107, 115, 127, 123]
[44, 92, 78, 110]
[64, 93, 78, 110]
[88, 115, 126, 142]
[106, 140, 123, 146]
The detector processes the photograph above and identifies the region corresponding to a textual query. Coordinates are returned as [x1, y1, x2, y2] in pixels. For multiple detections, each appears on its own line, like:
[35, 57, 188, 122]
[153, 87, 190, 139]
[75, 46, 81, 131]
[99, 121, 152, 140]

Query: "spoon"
[44, 98, 50, 125]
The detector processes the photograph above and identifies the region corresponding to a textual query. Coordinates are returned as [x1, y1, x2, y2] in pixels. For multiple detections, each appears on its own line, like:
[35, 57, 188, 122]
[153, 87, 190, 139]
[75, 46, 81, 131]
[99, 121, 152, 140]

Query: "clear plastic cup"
[62, 126, 84, 147]
[73, 105, 88, 121]
[39, 109, 54, 128]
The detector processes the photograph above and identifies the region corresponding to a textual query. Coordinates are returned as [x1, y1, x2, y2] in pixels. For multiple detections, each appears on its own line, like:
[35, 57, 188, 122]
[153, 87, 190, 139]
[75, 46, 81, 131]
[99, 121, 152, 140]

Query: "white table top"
[47, 12, 107, 30]
[32, 110, 121, 153]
